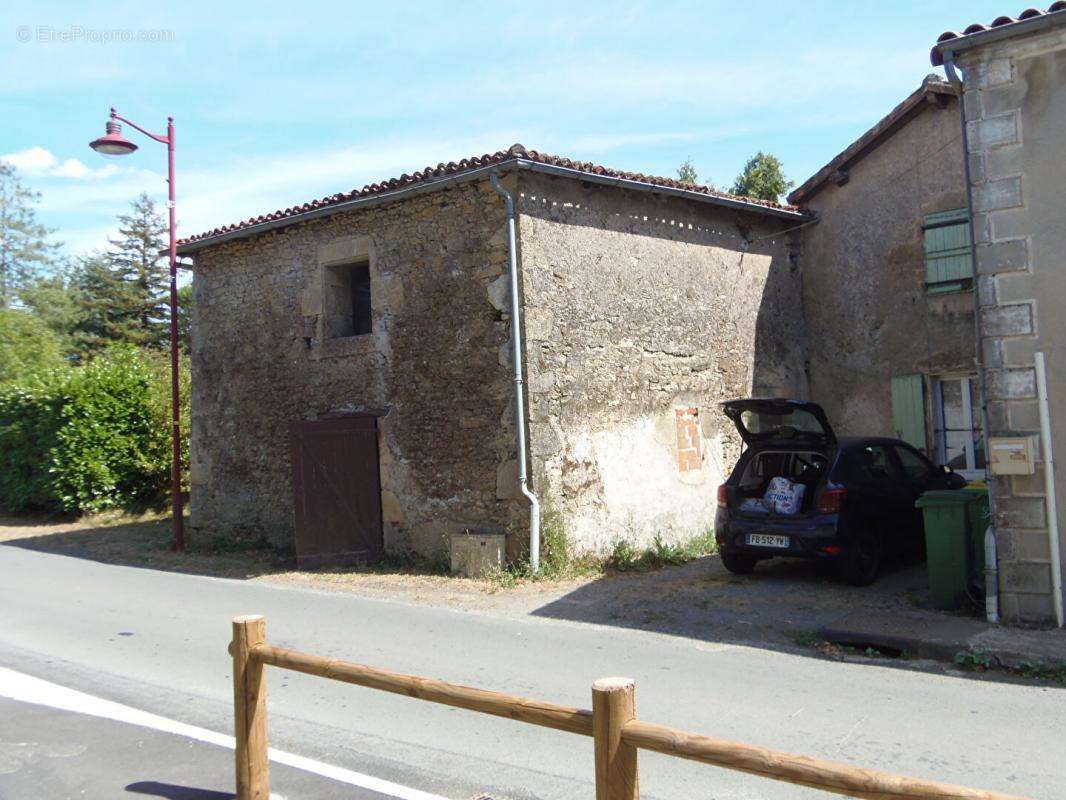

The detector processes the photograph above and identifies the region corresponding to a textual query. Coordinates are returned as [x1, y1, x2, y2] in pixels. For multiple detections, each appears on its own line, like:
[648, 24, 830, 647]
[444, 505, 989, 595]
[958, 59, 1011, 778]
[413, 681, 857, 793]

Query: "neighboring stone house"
[930, 3, 1066, 624]
[784, 4, 1065, 625]
[790, 76, 979, 470]
[176, 148, 808, 563]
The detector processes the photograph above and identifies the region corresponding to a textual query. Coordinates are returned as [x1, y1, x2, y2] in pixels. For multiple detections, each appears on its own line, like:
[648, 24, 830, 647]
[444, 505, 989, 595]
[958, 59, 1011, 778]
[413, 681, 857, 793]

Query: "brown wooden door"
[291, 415, 383, 567]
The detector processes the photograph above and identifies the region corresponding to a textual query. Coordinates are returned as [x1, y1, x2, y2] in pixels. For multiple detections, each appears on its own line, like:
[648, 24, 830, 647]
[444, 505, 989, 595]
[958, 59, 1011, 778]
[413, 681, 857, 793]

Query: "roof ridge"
[178, 144, 798, 247]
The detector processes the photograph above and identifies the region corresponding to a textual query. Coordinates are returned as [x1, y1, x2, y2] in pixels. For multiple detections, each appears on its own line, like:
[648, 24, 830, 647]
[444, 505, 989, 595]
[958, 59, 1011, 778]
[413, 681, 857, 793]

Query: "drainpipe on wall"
[1035, 352, 1065, 627]
[943, 52, 1000, 623]
[489, 171, 542, 571]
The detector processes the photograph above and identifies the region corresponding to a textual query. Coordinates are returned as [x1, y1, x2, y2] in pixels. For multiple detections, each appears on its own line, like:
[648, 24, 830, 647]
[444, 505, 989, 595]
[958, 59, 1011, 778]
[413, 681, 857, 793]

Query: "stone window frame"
[311, 235, 377, 359]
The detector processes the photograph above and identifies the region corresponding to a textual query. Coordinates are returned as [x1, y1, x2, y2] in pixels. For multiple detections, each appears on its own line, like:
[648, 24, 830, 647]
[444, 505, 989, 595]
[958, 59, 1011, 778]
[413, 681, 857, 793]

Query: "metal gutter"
[177, 159, 807, 256]
[514, 159, 806, 221]
[933, 9, 1066, 65]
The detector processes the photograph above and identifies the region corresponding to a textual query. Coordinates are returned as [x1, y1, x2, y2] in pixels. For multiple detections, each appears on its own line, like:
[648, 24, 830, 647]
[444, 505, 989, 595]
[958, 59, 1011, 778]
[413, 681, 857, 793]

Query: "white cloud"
[1, 146, 120, 180]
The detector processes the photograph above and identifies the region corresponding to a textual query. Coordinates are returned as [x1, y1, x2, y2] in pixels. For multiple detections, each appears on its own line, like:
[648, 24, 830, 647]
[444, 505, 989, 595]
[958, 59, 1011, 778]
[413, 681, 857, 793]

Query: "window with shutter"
[922, 208, 972, 293]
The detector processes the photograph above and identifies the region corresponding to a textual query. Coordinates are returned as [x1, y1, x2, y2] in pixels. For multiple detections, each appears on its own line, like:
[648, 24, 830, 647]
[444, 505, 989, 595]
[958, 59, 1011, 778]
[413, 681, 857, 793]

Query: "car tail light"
[816, 486, 847, 515]
[717, 484, 728, 508]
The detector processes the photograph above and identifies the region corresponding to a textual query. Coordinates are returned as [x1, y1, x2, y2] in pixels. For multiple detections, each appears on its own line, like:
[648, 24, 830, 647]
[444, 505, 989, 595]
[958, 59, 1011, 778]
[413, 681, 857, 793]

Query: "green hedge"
[0, 346, 190, 514]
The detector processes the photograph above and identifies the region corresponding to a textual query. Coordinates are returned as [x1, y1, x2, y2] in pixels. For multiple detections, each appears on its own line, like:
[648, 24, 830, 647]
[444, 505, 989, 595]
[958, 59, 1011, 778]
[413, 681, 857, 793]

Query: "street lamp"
[90, 107, 185, 552]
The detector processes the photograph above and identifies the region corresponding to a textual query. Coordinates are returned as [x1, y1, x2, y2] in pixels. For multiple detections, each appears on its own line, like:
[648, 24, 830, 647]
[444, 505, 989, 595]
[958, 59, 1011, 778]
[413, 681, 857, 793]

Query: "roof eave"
[176, 158, 806, 256]
[788, 82, 956, 205]
[933, 9, 1066, 65]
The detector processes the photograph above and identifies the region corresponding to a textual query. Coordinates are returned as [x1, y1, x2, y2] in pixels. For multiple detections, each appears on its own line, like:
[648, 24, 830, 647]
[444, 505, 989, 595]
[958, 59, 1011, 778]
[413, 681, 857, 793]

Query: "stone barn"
[177, 145, 808, 564]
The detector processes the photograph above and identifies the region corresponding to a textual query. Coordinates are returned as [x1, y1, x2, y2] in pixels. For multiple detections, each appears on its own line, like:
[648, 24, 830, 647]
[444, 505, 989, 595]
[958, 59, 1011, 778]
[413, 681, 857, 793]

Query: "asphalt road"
[0, 544, 1060, 800]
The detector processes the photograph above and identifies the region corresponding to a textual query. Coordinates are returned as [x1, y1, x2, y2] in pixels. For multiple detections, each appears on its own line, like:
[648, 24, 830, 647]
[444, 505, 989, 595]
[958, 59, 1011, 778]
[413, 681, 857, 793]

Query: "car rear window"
[739, 408, 826, 439]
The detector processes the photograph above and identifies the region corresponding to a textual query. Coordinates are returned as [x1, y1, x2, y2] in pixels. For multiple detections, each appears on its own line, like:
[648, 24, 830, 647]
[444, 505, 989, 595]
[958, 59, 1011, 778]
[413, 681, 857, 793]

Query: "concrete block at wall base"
[450, 532, 506, 578]
[999, 591, 1056, 625]
[1000, 561, 1052, 595]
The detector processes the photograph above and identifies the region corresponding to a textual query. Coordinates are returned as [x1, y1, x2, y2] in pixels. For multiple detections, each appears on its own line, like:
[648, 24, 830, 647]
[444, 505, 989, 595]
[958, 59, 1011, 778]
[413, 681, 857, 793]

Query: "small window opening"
[922, 208, 973, 294]
[324, 261, 371, 338]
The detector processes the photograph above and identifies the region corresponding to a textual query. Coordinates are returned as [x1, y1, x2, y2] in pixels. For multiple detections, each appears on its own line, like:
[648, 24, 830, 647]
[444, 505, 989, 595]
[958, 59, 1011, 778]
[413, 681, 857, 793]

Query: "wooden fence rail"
[230, 615, 1033, 800]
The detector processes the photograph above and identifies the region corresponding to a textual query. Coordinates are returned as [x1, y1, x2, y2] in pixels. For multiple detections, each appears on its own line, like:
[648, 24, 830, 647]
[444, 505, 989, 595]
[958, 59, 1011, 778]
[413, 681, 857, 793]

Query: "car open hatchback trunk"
[732, 448, 830, 518]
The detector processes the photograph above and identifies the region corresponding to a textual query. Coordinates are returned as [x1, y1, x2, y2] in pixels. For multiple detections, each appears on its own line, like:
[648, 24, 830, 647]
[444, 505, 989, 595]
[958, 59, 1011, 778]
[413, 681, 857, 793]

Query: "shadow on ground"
[533, 551, 954, 654]
[126, 782, 234, 799]
[0, 515, 284, 580]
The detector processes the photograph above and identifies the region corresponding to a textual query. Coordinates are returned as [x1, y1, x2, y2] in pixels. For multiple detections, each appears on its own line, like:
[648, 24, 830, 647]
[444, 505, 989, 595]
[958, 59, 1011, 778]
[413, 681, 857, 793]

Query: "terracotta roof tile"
[178, 144, 799, 249]
[931, 2, 1066, 64]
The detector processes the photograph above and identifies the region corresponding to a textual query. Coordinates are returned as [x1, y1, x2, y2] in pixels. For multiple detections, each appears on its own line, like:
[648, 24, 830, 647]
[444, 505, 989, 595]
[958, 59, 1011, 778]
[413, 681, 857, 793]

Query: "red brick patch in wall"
[675, 407, 702, 473]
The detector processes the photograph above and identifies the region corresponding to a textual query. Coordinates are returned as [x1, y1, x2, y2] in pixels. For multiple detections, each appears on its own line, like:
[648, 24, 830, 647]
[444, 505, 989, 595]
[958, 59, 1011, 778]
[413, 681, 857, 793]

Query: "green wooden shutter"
[923, 209, 972, 290]
[891, 374, 927, 450]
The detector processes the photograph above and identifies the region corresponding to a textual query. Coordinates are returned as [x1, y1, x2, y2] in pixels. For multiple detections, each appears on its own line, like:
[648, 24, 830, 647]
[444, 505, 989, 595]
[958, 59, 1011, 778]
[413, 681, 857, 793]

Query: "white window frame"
[932, 376, 986, 481]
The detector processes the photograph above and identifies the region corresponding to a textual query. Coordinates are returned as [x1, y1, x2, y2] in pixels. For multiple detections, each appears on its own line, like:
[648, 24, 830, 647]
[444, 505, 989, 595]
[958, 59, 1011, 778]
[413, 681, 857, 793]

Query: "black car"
[714, 398, 966, 585]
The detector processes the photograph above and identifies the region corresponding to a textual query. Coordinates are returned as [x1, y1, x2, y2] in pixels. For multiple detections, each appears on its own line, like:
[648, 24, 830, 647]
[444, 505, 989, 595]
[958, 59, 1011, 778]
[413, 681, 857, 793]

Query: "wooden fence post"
[592, 677, 639, 800]
[233, 615, 269, 800]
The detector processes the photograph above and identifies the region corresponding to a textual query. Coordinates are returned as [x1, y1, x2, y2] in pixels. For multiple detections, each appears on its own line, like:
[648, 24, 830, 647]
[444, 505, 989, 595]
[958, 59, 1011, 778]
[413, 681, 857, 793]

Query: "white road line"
[0, 665, 447, 800]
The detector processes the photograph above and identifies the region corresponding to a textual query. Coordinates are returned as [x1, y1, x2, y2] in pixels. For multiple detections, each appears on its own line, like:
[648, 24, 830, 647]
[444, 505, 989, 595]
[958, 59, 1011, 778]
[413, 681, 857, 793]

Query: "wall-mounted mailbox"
[989, 436, 1037, 475]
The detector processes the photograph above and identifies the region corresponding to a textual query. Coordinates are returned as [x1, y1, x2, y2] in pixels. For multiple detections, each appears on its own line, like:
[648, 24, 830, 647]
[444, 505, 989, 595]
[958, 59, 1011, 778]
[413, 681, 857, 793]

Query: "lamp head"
[90, 119, 137, 156]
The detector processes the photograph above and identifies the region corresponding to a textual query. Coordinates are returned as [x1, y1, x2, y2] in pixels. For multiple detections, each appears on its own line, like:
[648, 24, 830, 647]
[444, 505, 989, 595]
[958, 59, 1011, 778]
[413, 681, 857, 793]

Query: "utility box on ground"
[450, 531, 506, 578]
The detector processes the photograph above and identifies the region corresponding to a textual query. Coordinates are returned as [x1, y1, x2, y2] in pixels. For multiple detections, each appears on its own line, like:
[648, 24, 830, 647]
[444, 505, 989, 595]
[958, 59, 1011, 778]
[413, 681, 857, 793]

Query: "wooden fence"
[230, 615, 1032, 800]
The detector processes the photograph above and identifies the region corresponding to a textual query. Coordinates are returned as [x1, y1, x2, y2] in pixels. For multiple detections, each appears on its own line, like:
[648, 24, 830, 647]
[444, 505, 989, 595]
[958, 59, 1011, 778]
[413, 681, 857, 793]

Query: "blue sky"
[1, 0, 1010, 261]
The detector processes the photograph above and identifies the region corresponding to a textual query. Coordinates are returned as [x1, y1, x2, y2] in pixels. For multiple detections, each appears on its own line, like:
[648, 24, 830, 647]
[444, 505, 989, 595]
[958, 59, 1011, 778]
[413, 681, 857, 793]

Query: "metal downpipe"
[944, 54, 1000, 623]
[490, 171, 541, 571]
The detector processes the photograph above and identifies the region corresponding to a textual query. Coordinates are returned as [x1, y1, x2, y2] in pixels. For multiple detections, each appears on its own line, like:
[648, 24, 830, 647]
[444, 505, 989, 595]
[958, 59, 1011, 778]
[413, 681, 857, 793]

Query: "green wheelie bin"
[915, 488, 990, 610]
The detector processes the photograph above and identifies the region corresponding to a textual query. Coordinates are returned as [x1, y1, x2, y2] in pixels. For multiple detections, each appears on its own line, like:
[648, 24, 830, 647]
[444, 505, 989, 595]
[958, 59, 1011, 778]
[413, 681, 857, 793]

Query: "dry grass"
[0, 512, 281, 579]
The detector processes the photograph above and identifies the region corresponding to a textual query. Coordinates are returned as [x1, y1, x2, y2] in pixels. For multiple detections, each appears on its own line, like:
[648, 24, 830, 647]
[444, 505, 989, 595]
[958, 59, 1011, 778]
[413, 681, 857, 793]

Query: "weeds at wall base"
[489, 517, 719, 589]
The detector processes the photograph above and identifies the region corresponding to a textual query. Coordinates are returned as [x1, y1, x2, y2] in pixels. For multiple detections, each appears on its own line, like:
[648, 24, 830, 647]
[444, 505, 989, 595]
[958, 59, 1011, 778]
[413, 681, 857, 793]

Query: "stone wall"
[515, 172, 808, 552]
[799, 97, 974, 445]
[959, 25, 1066, 624]
[188, 180, 524, 556]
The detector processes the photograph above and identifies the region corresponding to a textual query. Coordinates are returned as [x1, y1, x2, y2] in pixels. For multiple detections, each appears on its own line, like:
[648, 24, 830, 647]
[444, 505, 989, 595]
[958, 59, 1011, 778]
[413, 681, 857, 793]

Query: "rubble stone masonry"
[189, 171, 807, 559]
[515, 172, 806, 551]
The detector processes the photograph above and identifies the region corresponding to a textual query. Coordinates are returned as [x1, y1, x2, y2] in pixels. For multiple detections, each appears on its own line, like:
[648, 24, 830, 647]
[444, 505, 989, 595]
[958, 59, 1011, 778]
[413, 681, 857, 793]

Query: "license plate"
[746, 533, 789, 548]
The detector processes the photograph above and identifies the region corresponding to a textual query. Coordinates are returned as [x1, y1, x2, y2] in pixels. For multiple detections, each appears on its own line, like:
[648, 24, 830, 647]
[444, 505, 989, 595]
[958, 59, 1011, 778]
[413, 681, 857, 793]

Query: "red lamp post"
[90, 108, 185, 552]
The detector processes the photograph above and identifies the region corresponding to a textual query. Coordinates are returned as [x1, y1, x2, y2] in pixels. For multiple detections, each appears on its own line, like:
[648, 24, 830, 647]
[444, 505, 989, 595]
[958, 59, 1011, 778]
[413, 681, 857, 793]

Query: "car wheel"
[721, 552, 758, 575]
[840, 531, 882, 586]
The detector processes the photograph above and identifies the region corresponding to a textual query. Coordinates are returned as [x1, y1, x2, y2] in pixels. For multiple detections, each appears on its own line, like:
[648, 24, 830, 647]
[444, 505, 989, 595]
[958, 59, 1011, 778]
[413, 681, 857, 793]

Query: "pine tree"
[677, 159, 699, 186]
[176, 283, 193, 352]
[107, 193, 169, 347]
[0, 163, 57, 308]
[731, 152, 794, 203]
[19, 267, 83, 360]
[72, 252, 145, 355]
